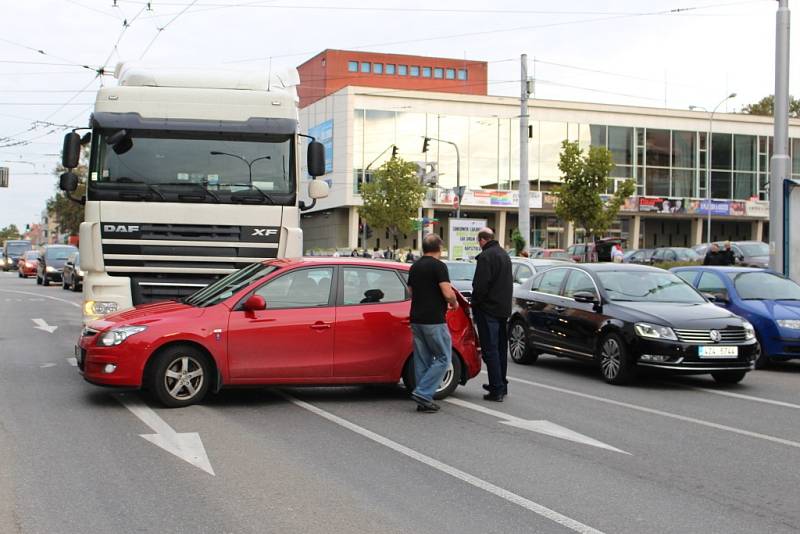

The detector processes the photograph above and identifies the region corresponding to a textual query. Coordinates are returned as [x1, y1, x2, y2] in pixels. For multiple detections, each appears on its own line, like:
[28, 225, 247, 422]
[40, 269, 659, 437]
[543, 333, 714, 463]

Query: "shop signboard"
[448, 218, 486, 260]
[745, 200, 770, 218]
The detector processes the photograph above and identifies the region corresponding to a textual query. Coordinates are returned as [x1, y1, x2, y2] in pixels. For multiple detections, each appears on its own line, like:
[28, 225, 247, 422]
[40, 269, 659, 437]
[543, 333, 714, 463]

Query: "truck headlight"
[84, 300, 119, 317]
[634, 322, 678, 341]
[98, 326, 147, 347]
[76, 269, 84, 277]
[777, 319, 800, 330]
[742, 320, 756, 340]
[46, 265, 56, 272]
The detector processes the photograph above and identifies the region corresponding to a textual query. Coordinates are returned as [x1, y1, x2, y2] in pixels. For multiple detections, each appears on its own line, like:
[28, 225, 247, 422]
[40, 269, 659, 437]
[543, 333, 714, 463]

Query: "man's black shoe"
[483, 393, 504, 402]
[482, 383, 508, 396]
[416, 403, 440, 413]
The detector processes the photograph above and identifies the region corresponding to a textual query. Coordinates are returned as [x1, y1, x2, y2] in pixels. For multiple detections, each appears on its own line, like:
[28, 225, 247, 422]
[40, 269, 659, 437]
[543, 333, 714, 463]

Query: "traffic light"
[422, 137, 430, 153]
[391, 145, 398, 159]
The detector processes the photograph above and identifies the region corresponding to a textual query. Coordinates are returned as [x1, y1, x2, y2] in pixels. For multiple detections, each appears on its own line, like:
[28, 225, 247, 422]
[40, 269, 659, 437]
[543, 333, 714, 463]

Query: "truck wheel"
[402, 352, 462, 400]
[148, 346, 211, 408]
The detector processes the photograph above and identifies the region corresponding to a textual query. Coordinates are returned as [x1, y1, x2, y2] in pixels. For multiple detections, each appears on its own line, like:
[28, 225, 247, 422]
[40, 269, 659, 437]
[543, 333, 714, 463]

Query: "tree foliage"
[47, 148, 87, 236]
[0, 224, 21, 241]
[554, 141, 635, 246]
[510, 227, 526, 255]
[741, 95, 800, 118]
[358, 158, 426, 247]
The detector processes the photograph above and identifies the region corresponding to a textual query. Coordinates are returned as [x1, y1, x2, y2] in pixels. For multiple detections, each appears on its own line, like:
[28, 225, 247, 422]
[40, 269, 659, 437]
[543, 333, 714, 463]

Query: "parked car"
[36, 245, 78, 286]
[62, 251, 83, 291]
[532, 249, 574, 261]
[693, 241, 769, 268]
[649, 247, 701, 265]
[443, 260, 476, 301]
[624, 248, 655, 265]
[567, 238, 626, 262]
[508, 263, 757, 385]
[2, 239, 33, 271]
[511, 257, 564, 287]
[17, 250, 39, 278]
[77, 258, 481, 407]
[671, 266, 800, 368]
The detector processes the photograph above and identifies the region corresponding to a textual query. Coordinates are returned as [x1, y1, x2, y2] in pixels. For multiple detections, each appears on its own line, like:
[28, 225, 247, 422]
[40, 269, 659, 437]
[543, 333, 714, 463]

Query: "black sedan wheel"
[599, 333, 634, 385]
[508, 320, 538, 365]
[753, 336, 770, 369]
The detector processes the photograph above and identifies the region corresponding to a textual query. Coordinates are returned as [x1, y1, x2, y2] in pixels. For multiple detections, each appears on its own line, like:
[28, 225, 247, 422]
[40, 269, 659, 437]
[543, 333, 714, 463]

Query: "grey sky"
[0, 0, 795, 230]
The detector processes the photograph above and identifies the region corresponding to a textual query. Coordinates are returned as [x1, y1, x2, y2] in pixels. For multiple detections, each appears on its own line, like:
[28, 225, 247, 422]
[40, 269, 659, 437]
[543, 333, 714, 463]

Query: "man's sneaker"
[416, 403, 440, 413]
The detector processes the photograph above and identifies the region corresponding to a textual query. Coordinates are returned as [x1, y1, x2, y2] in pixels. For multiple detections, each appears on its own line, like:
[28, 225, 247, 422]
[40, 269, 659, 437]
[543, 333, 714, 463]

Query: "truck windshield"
[89, 130, 295, 204]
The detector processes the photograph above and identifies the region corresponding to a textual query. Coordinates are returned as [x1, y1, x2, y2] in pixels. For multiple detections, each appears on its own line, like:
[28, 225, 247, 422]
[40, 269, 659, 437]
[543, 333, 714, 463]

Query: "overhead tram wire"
[0, 37, 103, 75]
[139, 0, 199, 59]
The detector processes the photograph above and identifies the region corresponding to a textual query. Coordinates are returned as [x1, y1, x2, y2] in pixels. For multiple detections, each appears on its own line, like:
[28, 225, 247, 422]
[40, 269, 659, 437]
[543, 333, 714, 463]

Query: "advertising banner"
[638, 197, 692, 214]
[436, 188, 543, 209]
[448, 218, 486, 260]
[696, 199, 732, 216]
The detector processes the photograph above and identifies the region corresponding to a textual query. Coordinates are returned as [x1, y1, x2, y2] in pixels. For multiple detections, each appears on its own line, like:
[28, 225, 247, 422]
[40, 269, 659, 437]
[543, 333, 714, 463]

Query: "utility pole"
[518, 54, 530, 254]
[769, 0, 791, 276]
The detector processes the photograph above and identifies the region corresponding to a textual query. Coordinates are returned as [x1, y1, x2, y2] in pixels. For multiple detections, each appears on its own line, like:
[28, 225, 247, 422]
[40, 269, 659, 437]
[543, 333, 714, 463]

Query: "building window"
[445, 68, 455, 80]
[608, 126, 633, 166]
[410, 65, 420, 76]
[711, 133, 732, 170]
[433, 67, 444, 79]
[360, 62, 371, 73]
[457, 69, 468, 80]
[422, 66, 432, 77]
[385, 64, 396, 75]
[373, 63, 383, 74]
[398, 64, 408, 76]
[348, 61, 358, 73]
[646, 129, 670, 167]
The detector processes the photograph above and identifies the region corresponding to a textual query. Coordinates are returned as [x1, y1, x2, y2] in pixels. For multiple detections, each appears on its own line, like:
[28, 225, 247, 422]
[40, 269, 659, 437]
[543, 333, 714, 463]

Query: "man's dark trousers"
[474, 309, 508, 395]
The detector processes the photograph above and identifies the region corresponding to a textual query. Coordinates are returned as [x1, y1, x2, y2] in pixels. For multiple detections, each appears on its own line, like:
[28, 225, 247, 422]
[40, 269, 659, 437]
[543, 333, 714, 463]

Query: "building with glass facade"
[297, 61, 800, 255]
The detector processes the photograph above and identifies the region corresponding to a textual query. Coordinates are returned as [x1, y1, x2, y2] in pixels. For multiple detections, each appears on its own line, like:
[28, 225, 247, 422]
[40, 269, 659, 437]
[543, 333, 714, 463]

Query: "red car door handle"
[401, 318, 411, 325]
[310, 322, 331, 330]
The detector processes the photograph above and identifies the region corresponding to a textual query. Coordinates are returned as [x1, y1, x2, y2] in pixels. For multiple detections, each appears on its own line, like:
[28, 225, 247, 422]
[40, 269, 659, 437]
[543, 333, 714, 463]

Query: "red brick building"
[297, 49, 488, 108]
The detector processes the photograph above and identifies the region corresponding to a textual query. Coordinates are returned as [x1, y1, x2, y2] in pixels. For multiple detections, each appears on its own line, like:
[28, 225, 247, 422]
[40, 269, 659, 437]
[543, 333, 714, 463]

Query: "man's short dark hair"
[477, 228, 494, 242]
[422, 233, 443, 253]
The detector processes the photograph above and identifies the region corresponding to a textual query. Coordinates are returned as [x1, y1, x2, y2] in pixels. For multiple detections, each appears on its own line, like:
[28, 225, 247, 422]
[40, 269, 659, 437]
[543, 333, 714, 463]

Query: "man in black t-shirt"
[407, 234, 458, 412]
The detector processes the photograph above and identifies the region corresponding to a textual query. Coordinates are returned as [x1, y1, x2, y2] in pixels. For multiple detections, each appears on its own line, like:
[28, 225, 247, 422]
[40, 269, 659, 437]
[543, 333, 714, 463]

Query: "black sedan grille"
[674, 327, 748, 344]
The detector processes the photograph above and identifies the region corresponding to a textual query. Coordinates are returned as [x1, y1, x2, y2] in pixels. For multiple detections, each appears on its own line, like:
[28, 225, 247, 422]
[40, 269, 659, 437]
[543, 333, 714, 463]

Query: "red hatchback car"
[17, 250, 39, 278]
[77, 258, 481, 407]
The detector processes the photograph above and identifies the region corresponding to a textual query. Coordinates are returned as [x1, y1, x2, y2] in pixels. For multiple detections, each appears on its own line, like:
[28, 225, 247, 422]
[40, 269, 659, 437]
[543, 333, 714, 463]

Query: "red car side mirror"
[243, 295, 266, 311]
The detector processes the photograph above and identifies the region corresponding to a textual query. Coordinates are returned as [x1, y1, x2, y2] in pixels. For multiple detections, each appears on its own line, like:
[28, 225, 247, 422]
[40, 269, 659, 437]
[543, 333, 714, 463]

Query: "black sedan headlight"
[634, 322, 678, 341]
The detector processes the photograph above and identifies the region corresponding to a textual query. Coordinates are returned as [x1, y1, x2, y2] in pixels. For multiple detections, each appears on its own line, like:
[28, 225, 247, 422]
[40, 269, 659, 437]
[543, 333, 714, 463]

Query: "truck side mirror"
[62, 132, 81, 169]
[307, 140, 326, 177]
[308, 179, 329, 200]
[59, 172, 79, 193]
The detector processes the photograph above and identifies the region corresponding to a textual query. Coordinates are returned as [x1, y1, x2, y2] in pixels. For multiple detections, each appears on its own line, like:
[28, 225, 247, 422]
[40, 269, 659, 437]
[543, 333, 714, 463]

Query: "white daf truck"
[59, 63, 328, 322]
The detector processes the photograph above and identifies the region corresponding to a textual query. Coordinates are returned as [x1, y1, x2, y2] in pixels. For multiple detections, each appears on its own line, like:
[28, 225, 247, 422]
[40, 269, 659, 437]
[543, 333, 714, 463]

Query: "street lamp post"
[689, 92, 736, 244]
[209, 151, 271, 186]
[422, 136, 461, 218]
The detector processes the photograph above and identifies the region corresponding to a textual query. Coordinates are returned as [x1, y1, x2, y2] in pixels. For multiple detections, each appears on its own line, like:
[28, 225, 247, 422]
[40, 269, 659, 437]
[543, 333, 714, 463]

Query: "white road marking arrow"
[40, 363, 56, 368]
[32, 318, 57, 333]
[66, 357, 77, 367]
[445, 397, 629, 455]
[115, 394, 215, 475]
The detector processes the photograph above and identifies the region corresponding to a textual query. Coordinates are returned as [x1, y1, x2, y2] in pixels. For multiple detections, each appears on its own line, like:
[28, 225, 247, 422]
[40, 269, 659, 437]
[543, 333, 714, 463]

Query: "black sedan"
[508, 263, 758, 385]
[61, 251, 83, 291]
[36, 245, 78, 286]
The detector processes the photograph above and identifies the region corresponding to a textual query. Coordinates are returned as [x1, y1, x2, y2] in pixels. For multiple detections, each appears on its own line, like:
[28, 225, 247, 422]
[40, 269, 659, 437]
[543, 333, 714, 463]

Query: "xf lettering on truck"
[251, 228, 278, 237]
[104, 224, 140, 233]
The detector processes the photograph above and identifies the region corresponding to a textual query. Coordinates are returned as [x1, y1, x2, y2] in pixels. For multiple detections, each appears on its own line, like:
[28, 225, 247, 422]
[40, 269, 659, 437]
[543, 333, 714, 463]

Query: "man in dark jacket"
[703, 243, 725, 266]
[471, 227, 513, 402]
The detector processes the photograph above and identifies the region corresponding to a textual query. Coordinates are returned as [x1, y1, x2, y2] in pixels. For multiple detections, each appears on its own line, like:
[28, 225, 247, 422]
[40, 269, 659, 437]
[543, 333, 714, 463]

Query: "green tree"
[358, 158, 426, 249]
[510, 227, 526, 256]
[0, 224, 21, 241]
[554, 141, 635, 259]
[46, 148, 87, 236]
[741, 94, 800, 118]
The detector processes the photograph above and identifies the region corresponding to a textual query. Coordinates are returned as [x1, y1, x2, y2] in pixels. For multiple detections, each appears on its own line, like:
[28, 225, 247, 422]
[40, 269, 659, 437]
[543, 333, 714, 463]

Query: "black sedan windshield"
[184, 262, 277, 307]
[731, 272, 800, 300]
[598, 270, 705, 303]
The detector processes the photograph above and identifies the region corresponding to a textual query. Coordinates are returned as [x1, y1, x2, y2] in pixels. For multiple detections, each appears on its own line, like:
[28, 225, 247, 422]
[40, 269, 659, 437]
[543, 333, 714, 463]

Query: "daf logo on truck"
[104, 224, 140, 233]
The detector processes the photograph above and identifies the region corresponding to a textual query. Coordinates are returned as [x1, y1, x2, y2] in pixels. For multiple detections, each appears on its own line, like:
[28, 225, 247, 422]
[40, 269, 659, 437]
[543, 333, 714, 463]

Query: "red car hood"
[89, 300, 205, 330]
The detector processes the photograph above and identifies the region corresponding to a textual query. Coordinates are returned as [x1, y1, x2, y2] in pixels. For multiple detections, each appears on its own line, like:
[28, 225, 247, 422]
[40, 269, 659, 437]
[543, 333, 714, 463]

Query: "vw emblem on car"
[709, 330, 722, 343]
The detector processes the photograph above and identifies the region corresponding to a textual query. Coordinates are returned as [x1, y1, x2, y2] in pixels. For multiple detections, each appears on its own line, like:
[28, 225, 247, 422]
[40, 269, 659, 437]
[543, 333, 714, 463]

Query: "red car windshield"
[184, 263, 277, 307]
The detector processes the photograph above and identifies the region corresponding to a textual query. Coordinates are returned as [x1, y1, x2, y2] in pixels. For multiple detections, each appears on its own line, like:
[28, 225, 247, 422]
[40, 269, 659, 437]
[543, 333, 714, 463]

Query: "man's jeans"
[473, 309, 508, 395]
[410, 323, 452, 402]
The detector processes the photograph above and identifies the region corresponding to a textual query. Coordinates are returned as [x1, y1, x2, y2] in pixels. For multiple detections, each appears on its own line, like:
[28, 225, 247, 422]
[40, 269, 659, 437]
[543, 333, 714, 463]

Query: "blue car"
[670, 266, 800, 368]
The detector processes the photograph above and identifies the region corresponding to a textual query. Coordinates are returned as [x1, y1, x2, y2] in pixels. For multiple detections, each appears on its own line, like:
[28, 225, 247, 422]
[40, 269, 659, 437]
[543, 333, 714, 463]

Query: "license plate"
[698, 346, 738, 358]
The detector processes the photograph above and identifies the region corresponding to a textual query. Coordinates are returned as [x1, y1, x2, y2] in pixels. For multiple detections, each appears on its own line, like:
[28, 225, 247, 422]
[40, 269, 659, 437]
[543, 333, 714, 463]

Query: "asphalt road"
[2, 270, 800, 534]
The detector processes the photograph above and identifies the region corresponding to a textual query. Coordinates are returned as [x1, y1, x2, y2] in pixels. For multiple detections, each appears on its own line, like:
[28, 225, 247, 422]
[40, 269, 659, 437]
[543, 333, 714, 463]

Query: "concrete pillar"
[751, 219, 764, 242]
[690, 217, 704, 246]
[564, 221, 575, 249]
[496, 210, 507, 248]
[348, 206, 359, 250]
[630, 216, 641, 250]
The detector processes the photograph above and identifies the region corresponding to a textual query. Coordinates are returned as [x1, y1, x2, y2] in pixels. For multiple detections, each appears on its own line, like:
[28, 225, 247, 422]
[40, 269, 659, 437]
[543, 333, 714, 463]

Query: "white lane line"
[281, 392, 605, 534]
[66, 357, 77, 367]
[675, 384, 800, 410]
[40, 363, 56, 368]
[0, 289, 81, 308]
[444, 397, 629, 454]
[505, 374, 800, 451]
